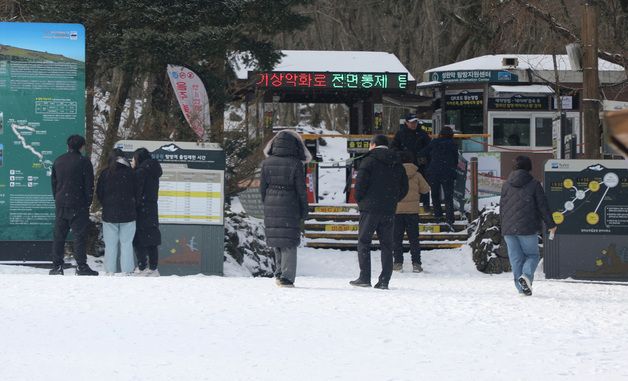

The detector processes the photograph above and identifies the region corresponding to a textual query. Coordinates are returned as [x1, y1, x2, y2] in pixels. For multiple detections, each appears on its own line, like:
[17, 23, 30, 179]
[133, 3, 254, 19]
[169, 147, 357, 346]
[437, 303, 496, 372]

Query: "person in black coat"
[49, 135, 98, 276]
[418, 126, 459, 226]
[132, 148, 163, 276]
[350, 134, 408, 290]
[97, 149, 137, 274]
[391, 113, 432, 210]
[260, 130, 311, 287]
[500, 156, 557, 296]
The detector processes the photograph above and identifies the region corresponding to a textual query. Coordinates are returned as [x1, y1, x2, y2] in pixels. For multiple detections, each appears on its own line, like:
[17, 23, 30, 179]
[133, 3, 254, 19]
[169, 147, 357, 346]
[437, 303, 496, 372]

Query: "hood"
[116, 157, 131, 167]
[368, 147, 398, 167]
[403, 163, 419, 178]
[263, 129, 312, 163]
[139, 158, 163, 178]
[507, 169, 533, 188]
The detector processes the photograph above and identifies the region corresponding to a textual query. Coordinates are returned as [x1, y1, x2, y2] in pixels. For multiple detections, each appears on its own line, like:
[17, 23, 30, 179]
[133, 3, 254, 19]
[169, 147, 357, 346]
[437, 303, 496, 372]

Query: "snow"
[231, 50, 415, 80]
[491, 84, 554, 94]
[2, 247, 628, 380]
[425, 54, 625, 73]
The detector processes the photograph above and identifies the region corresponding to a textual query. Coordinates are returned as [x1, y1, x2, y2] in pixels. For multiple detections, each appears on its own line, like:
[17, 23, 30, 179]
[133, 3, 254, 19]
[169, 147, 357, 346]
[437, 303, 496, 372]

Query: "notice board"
[0, 22, 85, 260]
[543, 160, 628, 281]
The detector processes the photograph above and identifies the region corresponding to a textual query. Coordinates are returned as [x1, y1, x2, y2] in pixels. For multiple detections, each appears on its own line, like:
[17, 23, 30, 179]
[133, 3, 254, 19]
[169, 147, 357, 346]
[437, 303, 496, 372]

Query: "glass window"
[493, 118, 530, 146]
[535, 117, 553, 147]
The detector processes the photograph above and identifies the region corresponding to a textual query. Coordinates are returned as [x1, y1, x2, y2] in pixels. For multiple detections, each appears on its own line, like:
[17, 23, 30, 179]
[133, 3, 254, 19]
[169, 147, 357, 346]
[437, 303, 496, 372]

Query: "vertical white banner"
[167, 64, 211, 140]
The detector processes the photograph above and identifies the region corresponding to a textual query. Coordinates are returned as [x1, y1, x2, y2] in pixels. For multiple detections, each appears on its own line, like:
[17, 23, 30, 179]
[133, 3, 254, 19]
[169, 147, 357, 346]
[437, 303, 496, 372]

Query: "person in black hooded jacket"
[49, 135, 98, 276]
[97, 149, 137, 275]
[132, 148, 163, 276]
[500, 155, 557, 296]
[418, 126, 459, 226]
[350, 134, 408, 290]
[260, 130, 311, 288]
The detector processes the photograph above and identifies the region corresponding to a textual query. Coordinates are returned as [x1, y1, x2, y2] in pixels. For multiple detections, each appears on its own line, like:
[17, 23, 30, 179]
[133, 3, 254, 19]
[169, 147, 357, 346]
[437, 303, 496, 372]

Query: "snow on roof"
[231, 50, 415, 81]
[416, 80, 441, 88]
[425, 54, 624, 73]
[491, 84, 554, 94]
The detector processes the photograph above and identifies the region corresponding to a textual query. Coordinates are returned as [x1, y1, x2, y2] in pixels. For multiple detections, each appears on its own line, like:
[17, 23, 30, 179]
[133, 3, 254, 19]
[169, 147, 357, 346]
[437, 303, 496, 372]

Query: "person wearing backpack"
[393, 151, 430, 273]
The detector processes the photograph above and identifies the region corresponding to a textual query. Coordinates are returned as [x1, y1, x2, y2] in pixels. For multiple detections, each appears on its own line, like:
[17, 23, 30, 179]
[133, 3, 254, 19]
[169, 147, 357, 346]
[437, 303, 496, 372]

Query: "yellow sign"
[325, 225, 358, 232]
[419, 225, 441, 233]
[315, 206, 350, 213]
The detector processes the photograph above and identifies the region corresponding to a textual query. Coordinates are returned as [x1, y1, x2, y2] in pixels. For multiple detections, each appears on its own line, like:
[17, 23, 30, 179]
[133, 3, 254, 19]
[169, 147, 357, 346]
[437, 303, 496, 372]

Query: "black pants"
[393, 214, 421, 265]
[357, 212, 394, 283]
[52, 207, 89, 266]
[429, 177, 455, 224]
[135, 245, 159, 270]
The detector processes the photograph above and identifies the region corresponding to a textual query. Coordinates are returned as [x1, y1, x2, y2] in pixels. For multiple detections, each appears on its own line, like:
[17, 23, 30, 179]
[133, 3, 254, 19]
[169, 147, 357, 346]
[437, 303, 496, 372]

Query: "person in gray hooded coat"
[260, 130, 311, 287]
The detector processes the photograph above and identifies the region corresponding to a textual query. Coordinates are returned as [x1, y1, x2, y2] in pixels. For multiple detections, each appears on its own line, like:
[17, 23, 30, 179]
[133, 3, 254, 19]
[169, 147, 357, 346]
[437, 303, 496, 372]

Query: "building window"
[535, 117, 553, 147]
[488, 112, 580, 152]
[493, 118, 530, 146]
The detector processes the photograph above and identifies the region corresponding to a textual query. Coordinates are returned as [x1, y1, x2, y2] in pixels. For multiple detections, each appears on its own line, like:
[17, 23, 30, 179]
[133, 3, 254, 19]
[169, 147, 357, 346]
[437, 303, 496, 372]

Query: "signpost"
[0, 22, 85, 261]
[115, 140, 225, 276]
[544, 159, 628, 281]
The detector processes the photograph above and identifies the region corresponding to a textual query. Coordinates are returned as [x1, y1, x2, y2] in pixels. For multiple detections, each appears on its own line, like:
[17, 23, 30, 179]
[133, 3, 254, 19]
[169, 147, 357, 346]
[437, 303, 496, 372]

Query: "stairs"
[304, 204, 469, 251]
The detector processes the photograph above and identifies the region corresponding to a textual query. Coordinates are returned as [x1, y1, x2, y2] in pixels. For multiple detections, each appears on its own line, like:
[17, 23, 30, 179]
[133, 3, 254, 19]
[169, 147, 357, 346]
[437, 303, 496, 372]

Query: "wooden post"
[470, 157, 479, 221]
[582, 0, 601, 159]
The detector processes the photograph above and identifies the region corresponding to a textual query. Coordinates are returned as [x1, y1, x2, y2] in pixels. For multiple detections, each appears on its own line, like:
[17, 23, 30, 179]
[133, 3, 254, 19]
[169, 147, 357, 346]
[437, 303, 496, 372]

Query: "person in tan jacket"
[393, 151, 430, 273]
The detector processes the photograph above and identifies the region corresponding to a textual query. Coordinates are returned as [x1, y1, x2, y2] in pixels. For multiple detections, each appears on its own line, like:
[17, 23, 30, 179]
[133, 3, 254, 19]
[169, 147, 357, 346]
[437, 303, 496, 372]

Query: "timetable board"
[159, 167, 224, 225]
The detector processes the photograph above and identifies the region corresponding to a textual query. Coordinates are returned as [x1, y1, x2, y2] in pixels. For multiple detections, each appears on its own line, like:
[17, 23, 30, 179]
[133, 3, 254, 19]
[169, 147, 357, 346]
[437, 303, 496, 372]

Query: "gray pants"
[274, 246, 297, 283]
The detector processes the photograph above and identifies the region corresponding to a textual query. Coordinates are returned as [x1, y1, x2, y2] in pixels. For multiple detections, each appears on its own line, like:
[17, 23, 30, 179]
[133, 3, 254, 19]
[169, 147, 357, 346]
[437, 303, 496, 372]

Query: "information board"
[545, 160, 628, 235]
[159, 167, 224, 225]
[0, 22, 85, 242]
[544, 159, 628, 281]
[115, 140, 226, 275]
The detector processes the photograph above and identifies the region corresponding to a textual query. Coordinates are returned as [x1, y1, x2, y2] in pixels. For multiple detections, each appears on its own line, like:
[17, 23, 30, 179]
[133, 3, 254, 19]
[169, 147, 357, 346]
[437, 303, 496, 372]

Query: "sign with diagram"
[545, 160, 628, 235]
[544, 160, 628, 281]
[0, 22, 85, 244]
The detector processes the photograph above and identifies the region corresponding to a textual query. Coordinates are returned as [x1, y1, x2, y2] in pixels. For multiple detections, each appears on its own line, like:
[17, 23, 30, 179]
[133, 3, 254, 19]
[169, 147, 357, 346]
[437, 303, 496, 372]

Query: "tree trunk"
[96, 66, 133, 173]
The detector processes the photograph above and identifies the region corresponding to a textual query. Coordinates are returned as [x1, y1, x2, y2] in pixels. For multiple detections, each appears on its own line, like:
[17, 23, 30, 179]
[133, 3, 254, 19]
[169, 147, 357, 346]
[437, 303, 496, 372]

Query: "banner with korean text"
[167, 65, 210, 141]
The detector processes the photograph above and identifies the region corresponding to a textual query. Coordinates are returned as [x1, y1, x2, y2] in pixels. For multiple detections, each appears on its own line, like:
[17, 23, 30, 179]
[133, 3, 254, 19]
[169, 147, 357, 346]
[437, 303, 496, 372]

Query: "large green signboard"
[0, 22, 85, 245]
[544, 160, 628, 281]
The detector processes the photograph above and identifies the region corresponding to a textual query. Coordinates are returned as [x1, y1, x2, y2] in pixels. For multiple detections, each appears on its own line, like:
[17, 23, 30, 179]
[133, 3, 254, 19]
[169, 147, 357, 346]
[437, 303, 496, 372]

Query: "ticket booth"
[115, 140, 225, 276]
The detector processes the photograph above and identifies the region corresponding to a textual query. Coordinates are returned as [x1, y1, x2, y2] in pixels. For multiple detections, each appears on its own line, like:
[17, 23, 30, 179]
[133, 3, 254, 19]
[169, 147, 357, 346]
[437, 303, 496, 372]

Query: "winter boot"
[393, 262, 403, 272]
[412, 263, 423, 273]
[278, 278, 294, 288]
[518, 275, 532, 296]
[349, 278, 371, 288]
[373, 281, 389, 290]
[75, 264, 99, 276]
[145, 269, 160, 277]
[49, 264, 64, 275]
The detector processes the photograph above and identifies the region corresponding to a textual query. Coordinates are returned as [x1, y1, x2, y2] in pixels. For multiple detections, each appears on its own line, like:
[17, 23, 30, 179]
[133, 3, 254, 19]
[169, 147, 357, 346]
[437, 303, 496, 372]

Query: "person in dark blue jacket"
[418, 126, 459, 226]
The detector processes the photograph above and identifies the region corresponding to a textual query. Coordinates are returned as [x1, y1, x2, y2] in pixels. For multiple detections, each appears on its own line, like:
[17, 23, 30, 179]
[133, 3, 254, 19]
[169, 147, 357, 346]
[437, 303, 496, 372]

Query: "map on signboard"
[545, 161, 628, 235]
[0, 22, 85, 241]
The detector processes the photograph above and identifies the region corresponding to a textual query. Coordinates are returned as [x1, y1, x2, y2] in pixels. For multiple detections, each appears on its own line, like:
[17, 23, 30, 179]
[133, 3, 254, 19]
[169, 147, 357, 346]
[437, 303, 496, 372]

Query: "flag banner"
[167, 64, 210, 140]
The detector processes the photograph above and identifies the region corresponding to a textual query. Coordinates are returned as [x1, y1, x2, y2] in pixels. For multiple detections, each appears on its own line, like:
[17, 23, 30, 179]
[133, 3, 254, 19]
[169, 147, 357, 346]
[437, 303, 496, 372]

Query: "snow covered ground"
[2, 247, 628, 380]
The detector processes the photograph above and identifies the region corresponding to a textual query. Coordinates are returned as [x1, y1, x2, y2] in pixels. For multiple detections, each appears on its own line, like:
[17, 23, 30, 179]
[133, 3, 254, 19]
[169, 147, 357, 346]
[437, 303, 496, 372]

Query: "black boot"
[76, 264, 98, 276]
[374, 281, 389, 290]
[349, 278, 371, 287]
[49, 264, 64, 275]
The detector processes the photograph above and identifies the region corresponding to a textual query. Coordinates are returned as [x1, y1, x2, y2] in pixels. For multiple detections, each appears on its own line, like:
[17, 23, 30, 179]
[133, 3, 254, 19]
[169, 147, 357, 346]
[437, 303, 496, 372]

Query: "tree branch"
[514, 0, 626, 68]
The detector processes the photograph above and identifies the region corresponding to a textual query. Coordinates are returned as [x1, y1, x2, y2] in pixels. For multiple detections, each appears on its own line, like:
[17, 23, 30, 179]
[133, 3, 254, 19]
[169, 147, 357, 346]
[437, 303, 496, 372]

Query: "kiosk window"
[535, 117, 553, 147]
[493, 118, 530, 146]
